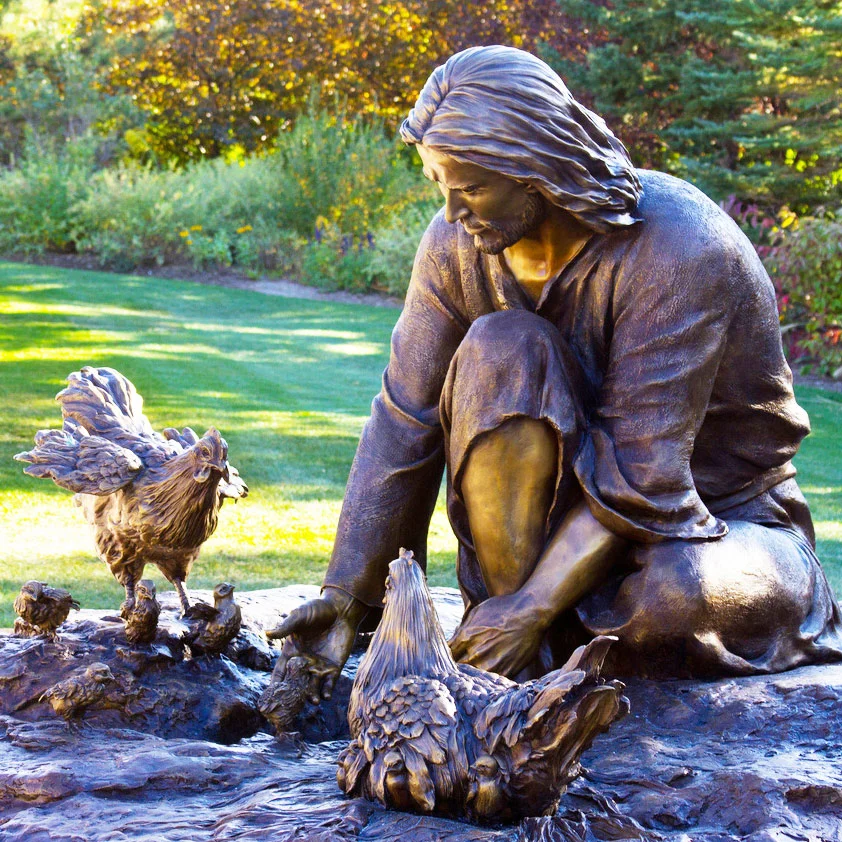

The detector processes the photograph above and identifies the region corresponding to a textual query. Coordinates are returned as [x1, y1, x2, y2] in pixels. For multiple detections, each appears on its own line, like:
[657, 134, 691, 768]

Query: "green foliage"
[91, 0, 583, 164]
[0, 103, 430, 294]
[766, 212, 842, 375]
[71, 165, 186, 270]
[0, 0, 139, 166]
[553, 0, 842, 211]
[0, 136, 96, 253]
[362, 202, 438, 295]
[269, 106, 421, 240]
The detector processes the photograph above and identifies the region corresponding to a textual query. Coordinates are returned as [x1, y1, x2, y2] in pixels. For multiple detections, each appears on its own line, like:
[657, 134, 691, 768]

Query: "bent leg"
[440, 310, 588, 608]
[576, 521, 842, 677]
[461, 417, 558, 596]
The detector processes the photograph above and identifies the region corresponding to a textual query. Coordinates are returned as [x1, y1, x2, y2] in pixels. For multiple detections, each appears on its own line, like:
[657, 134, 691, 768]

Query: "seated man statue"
[274, 45, 842, 699]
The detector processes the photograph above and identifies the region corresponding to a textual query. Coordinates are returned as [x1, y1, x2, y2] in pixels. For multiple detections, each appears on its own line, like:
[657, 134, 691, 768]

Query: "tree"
[551, 0, 842, 211]
[89, 0, 591, 164]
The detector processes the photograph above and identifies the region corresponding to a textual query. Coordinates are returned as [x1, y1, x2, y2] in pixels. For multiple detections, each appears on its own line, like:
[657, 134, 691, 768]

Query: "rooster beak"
[221, 464, 230, 483]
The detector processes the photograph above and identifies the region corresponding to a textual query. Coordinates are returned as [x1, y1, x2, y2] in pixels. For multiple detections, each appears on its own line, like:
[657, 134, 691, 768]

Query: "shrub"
[0, 136, 95, 253]
[268, 106, 422, 239]
[71, 165, 189, 270]
[363, 202, 438, 296]
[765, 212, 842, 377]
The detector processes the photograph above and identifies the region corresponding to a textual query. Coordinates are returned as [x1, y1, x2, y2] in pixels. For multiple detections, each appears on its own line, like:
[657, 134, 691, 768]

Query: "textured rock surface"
[1, 587, 840, 841]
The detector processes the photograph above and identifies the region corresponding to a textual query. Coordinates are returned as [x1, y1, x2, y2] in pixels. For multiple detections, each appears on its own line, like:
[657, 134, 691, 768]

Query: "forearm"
[519, 500, 628, 628]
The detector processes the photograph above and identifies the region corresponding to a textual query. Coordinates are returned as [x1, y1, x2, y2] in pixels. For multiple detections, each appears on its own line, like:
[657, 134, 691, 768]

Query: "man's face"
[416, 144, 545, 255]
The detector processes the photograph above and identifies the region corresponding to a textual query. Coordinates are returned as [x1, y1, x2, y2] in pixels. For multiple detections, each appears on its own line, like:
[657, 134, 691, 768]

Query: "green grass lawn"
[1, 261, 841, 628]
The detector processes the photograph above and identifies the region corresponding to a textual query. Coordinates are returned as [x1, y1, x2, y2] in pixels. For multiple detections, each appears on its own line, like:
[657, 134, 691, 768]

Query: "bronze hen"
[338, 549, 628, 822]
[13, 580, 80, 639]
[15, 366, 247, 614]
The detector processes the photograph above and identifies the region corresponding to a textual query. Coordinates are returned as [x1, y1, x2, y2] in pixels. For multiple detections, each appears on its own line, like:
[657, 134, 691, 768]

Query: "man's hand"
[448, 590, 548, 678]
[266, 586, 366, 703]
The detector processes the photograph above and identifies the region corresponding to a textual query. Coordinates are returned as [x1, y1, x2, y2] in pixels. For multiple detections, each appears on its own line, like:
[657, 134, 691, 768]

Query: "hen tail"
[15, 421, 143, 494]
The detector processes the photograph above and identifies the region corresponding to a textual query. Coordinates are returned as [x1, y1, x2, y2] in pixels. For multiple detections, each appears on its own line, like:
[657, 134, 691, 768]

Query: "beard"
[467, 191, 546, 255]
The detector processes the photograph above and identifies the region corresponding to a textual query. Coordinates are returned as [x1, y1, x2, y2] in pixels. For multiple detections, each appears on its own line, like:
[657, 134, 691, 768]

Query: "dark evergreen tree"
[553, 0, 842, 210]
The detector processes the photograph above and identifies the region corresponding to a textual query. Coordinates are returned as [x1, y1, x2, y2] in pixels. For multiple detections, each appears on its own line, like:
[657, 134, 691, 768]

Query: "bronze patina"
[338, 549, 627, 821]
[271, 46, 842, 695]
[15, 366, 248, 623]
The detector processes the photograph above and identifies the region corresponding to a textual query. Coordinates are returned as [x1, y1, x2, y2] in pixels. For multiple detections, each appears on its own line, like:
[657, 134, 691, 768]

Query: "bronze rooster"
[337, 549, 628, 822]
[13, 580, 80, 639]
[15, 367, 247, 615]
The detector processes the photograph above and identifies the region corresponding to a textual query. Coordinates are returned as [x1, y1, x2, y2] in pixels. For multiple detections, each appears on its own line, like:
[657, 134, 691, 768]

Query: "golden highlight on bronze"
[15, 366, 248, 637]
[337, 549, 627, 821]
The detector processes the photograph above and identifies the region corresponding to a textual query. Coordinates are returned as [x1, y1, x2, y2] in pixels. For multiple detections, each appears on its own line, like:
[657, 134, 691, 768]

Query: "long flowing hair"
[400, 46, 642, 234]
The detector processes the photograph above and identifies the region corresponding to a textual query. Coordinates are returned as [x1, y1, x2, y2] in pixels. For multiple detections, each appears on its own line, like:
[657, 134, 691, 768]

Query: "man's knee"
[457, 310, 560, 366]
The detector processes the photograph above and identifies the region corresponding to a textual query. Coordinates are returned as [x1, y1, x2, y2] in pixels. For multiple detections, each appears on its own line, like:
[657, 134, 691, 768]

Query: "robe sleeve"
[573, 226, 751, 543]
[323, 215, 469, 607]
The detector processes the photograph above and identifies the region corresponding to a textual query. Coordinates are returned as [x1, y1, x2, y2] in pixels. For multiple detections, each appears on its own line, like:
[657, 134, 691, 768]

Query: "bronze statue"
[13, 581, 79, 640]
[183, 582, 243, 655]
[337, 549, 626, 821]
[15, 366, 248, 617]
[258, 654, 315, 736]
[39, 662, 115, 721]
[123, 579, 161, 644]
[273, 45, 842, 689]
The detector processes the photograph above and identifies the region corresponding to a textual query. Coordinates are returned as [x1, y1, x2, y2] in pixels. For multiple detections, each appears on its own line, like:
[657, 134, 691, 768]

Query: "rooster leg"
[120, 580, 137, 619]
[174, 580, 191, 615]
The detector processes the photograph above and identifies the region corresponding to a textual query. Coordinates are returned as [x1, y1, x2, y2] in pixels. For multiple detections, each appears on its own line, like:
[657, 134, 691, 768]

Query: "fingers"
[321, 672, 337, 701]
[265, 598, 338, 640]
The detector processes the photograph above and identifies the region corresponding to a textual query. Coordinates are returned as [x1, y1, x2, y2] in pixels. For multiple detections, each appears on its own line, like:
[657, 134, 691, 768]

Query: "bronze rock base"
[1, 587, 840, 840]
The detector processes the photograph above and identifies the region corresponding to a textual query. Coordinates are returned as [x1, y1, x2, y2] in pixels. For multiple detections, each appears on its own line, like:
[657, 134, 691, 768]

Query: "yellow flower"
[179, 230, 189, 238]
[186, 239, 193, 246]
[190, 225, 202, 232]
[236, 225, 253, 234]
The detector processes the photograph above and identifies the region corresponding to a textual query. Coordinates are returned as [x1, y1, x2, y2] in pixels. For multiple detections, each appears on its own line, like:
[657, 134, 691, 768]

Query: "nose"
[444, 189, 469, 224]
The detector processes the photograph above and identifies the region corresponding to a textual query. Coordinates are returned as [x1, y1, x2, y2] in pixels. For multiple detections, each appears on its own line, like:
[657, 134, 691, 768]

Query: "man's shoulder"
[636, 170, 743, 247]
[419, 208, 459, 250]
[633, 169, 760, 269]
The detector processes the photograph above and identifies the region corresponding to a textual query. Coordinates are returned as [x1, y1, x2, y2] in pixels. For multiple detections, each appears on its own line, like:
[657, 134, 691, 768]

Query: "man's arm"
[268, 213, 469, 695]
[449, 501, 626, 676]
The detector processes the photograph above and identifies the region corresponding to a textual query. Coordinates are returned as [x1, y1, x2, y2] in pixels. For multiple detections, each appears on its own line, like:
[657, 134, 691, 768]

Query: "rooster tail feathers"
[558, 634, 617, 678]
[163, 427, 200, 447]
[15, 426, 143, 495]
[57, 367, 162, 449]
[525, 670, 586, 731]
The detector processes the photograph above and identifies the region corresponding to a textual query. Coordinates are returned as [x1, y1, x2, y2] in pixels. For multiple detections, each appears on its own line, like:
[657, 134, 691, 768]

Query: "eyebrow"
[422, 169, 480, 191]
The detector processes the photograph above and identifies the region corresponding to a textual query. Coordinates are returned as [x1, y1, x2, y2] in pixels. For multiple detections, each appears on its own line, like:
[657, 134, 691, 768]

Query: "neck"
[504, 206, 592, 302]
